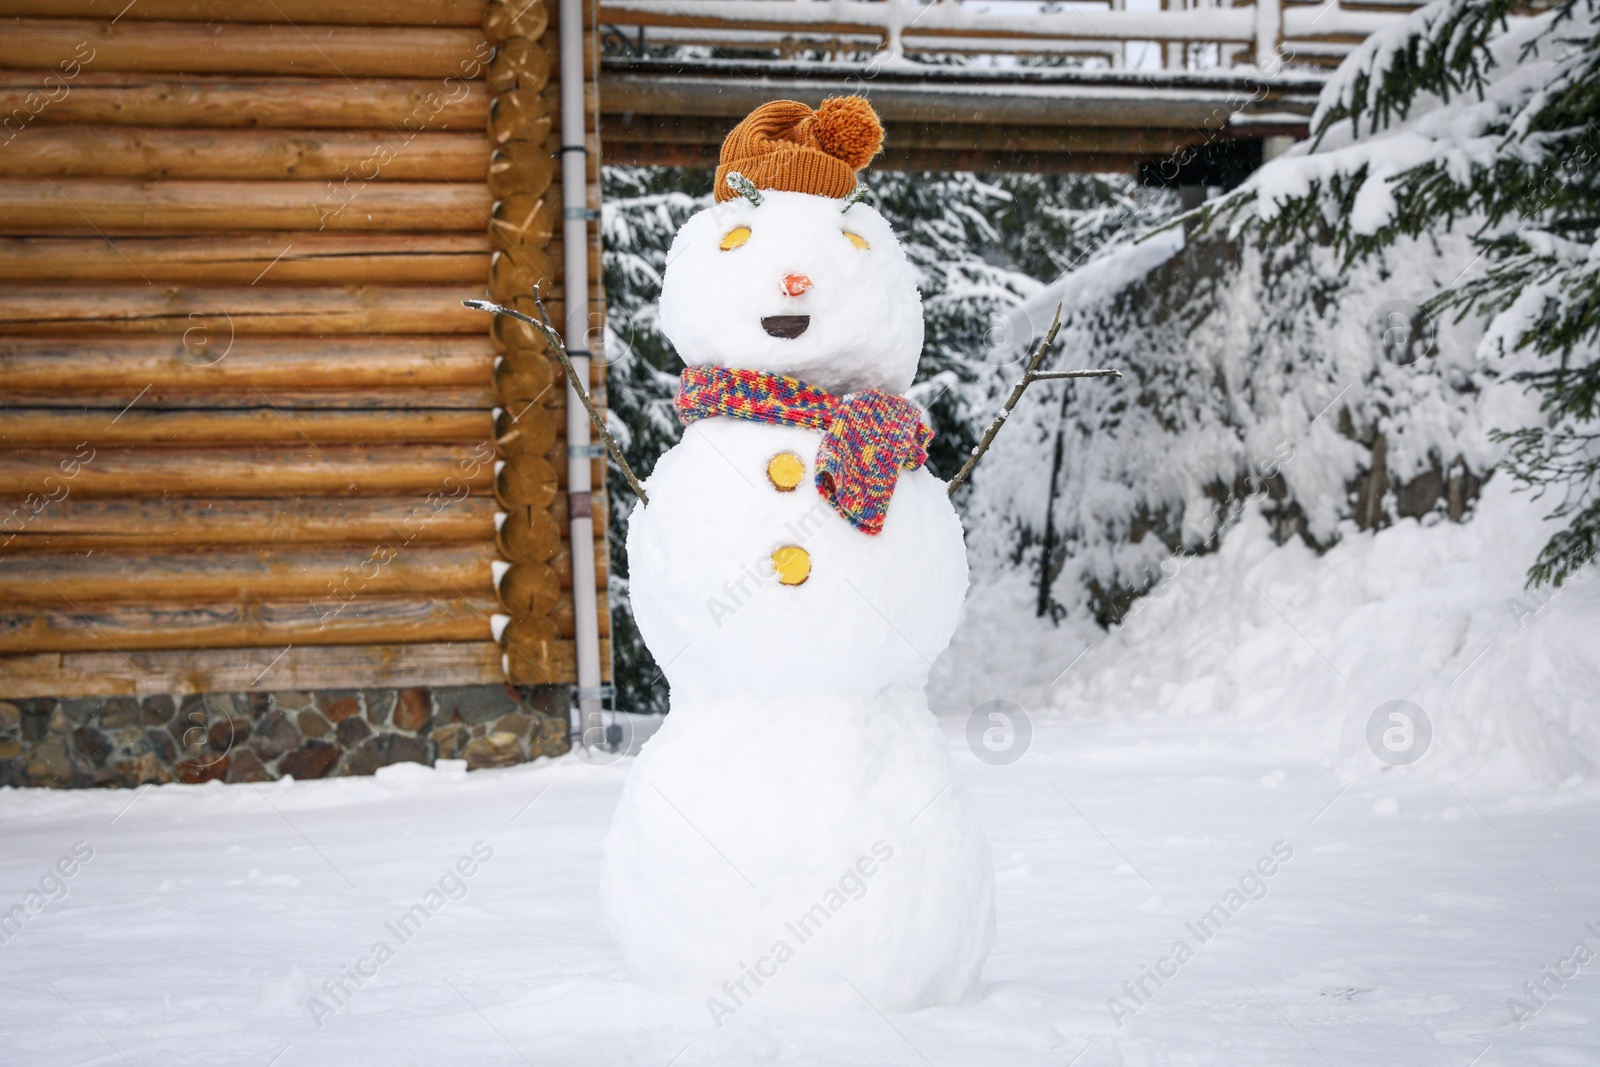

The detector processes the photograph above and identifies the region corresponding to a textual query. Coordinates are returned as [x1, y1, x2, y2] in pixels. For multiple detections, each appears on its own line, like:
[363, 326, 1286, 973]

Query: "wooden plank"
[0, 19, 491, 79]
[0, 285, 487, 335]
[606, 137, 1145, 176]
[0, 408, 492, 446]
[0, 72, 490, 129]
[599, 71, 1315, 130]
[0, 0, 486, 25]
[0, 234, 489, 285]
[882, 147, 1143, 177]
[0, 641, 508, 698]
[503, 634, 600, 687]
[0, 444, 498, 497]
[0, 595, 604, 652]
[0, 595, 499, 654]
[603, 113, 1186, 156]
[0, 336, 492, 392]
[0, 386, 499, 410]
[0, 127, 491, 181]
[0, 544, 496, 603]
[0, 179, 492, 232]
[1, 496, 497, 549]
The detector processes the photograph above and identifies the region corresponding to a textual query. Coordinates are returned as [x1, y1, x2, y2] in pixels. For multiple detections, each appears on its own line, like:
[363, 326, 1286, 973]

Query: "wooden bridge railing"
[599, 0, 1421, 74]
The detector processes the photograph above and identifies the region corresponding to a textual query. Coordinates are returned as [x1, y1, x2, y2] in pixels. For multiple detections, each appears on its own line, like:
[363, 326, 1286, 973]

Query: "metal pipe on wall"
[559, 0, 604, 742]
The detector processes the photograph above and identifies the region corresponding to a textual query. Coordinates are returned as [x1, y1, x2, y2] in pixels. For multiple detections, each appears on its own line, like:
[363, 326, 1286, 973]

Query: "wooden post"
[1254, 0, 1283, 73]
[1163, 0, 1183, 71]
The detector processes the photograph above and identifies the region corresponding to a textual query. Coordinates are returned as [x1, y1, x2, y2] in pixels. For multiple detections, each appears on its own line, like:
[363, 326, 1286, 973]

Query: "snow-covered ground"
[3, 479, 1598, 1066]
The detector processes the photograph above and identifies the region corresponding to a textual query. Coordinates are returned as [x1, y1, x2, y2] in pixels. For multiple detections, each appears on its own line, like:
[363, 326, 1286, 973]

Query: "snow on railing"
[599, 0, 1415, 72]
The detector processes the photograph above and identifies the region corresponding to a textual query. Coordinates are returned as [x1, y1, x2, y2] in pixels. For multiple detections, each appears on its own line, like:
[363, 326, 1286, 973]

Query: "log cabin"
[0, 0, 608, 786]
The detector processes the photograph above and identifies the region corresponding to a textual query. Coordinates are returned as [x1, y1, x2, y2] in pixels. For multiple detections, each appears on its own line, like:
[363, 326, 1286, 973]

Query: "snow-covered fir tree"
[954, 0, 1600, 640]
[1210, 0, 1600, 587]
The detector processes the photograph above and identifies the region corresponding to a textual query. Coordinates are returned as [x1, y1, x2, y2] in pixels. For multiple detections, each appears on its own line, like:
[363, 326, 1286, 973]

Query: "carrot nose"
[782, 273, 813, 297]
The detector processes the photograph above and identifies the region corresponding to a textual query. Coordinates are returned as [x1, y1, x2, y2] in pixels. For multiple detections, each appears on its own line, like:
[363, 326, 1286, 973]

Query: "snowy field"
[3, 482, 1598, 1066]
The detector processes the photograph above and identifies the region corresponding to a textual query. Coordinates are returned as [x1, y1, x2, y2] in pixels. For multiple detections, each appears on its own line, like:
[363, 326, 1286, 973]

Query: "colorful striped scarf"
[676, 366, 932, 536]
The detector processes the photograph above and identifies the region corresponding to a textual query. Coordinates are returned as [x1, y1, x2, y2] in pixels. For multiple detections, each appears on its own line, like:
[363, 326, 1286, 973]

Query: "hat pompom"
[811, 96, 883, 171]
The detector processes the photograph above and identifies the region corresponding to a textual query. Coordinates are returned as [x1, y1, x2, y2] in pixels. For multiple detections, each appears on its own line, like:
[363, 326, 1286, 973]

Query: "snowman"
[600, 97, 995, 1016]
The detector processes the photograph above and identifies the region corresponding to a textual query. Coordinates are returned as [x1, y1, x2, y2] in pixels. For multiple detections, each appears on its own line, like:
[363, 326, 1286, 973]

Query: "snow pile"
[944, 470, 1600, 786]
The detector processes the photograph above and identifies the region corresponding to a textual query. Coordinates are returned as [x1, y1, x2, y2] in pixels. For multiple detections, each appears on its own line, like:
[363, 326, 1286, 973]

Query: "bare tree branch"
[945, 303, 1121, 499]
[463, 293, 650, 507]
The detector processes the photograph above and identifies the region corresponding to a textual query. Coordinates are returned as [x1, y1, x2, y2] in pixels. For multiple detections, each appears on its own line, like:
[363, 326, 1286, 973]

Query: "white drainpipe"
[559, 0, 604, 743]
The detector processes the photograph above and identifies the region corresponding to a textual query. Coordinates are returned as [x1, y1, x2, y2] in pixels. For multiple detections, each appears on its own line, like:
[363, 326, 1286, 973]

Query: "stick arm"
[464, 294, 650, 507]
[944, 303, 1121, 499]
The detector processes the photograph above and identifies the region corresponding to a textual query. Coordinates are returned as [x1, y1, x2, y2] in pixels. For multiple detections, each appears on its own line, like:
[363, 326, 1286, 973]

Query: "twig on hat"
[945, 303, 1122, 499]
[726, 171, 763, 206]
[463, 292, 651, 507]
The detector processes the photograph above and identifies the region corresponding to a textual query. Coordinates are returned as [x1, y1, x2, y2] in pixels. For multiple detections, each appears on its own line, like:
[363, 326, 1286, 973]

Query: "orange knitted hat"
[714, 96, 884, 202]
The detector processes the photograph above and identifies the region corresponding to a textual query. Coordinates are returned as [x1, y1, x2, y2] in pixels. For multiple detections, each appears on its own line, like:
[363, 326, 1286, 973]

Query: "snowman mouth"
[761, 315, 810, 339]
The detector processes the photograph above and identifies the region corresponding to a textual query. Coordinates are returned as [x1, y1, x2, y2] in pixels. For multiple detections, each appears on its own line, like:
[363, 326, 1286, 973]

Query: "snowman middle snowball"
[602, 97, 994, 1016]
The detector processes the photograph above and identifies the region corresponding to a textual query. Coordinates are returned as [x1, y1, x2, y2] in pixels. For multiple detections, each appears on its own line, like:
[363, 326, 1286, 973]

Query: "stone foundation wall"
[0, 684, 572, 790]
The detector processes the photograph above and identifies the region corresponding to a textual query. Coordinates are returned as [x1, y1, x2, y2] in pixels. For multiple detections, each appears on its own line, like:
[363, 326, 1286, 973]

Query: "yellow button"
[767, 451, 805, 492]
[771, 545, 811, 586]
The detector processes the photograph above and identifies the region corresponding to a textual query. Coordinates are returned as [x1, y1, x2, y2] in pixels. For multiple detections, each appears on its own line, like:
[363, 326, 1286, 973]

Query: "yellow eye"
[844, 231, 870, 250]
[720, 226, 751, 251]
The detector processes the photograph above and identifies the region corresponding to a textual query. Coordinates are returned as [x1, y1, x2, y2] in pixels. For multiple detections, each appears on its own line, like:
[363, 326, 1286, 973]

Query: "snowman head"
[658, 98, 924, 397]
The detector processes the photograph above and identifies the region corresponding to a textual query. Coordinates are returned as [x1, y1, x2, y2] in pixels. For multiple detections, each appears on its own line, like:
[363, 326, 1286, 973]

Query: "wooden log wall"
[0, 0, 609, 699]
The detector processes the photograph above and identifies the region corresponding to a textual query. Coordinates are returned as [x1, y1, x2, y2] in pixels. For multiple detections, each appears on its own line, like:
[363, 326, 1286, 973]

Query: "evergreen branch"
[726, 171, 763, 206]
[463, 295, 651, 507]
[1529, 499, 1600, 586]
[1313, 0, 1521, 140]
[945, 303, 1122, 498]
[1132, 202, 1205, 244]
